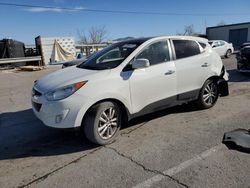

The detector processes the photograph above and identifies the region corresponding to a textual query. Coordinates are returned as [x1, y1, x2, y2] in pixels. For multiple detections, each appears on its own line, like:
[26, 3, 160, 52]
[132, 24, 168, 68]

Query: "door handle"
[165, 70, 175, 75]
[201, 62, 210, 67]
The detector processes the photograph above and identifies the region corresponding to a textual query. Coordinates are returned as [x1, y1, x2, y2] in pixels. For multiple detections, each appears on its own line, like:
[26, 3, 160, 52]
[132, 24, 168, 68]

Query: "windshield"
[77, 41, 144, 70]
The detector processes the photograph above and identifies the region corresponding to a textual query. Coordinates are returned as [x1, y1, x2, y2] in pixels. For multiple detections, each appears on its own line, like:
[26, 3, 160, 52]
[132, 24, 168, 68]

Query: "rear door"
[171, 39, 210, 98]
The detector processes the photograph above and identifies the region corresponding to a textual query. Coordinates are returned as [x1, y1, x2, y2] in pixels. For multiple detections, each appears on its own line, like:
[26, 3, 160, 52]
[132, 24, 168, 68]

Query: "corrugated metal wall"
[206, 23, 250, 49]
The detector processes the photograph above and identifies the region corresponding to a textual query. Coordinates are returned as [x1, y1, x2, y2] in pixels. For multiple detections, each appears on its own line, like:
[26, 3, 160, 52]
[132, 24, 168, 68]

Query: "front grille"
[32, 101, 42, 112]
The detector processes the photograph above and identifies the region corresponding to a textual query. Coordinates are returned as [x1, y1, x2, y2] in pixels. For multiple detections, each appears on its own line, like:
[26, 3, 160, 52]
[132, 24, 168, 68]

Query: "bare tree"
[77, 29, 88, 44]
[89, 26, 107, 43]
[77, 26, 107, 44]
[217, 21, 226, 26]
[177, 24, 197, 36]
[183, 24, 196, 35]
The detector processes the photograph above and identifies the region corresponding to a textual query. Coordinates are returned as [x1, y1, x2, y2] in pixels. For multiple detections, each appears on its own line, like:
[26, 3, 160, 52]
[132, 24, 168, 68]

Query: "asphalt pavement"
[1, 56, 250, 188]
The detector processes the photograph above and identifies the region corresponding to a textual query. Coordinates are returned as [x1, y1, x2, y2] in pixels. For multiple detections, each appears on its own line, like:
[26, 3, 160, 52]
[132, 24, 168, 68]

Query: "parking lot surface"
[1, 57, 250, 188]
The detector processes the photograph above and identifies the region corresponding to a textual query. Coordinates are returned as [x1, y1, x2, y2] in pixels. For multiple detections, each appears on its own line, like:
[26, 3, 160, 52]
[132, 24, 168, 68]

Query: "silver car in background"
[209, 40, 234, 58]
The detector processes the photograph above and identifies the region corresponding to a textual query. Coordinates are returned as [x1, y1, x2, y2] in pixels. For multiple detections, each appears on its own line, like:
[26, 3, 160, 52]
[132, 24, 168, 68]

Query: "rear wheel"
[83, 101, 121, 145]
[225, 49, 232, 58]
[195, 80, 219, 109]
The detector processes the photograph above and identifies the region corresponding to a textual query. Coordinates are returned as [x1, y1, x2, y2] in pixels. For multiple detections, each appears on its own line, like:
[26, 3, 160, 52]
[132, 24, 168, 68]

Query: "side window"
[219, 41, 225, 46]
[173, 40, 201, 59]
[199, 42, 206, 49]
[136, 41, 170, 66]
[214, 41, 220, 47]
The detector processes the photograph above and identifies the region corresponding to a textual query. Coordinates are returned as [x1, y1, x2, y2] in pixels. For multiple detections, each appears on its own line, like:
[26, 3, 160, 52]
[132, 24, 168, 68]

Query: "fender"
[74, 94, 131, 127]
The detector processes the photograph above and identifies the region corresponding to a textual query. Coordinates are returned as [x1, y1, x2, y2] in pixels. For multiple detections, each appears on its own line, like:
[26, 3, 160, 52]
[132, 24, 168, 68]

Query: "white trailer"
[35, 36, 76, 65]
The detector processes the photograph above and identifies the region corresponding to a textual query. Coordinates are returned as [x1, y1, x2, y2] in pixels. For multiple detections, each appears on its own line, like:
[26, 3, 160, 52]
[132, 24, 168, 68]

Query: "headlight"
[45, 81, 87, 101]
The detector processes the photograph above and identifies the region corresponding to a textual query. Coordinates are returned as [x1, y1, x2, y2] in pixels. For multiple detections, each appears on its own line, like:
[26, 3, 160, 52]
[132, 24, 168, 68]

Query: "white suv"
[32, 36, 229, 145]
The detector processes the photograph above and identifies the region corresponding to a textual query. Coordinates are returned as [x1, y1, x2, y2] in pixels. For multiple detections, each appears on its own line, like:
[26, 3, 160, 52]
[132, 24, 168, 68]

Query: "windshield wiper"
[78, 65, 108, 70]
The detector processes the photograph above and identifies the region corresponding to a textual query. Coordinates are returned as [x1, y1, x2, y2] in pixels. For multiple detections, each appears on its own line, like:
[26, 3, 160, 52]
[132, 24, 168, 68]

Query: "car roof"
[115, 37, 152, 44]
[121, 36, 208, 44]
[208, 40, 226, 42]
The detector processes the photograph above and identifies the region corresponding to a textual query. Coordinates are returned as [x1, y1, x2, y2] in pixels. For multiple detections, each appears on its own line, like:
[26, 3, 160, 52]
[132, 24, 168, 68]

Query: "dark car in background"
[62, 53, 86, 68]
[237, 42, 250, 72]
[241, 41, 250, 49]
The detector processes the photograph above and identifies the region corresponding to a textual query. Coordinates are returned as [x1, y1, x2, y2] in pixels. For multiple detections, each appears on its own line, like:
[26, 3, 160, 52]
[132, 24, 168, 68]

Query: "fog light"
[55, 114, 64, 123]
[55, 109, 69, 123]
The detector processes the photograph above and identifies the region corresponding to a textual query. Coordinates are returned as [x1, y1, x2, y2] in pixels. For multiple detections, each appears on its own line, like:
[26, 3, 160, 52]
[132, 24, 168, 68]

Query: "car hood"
[65, 58, 86, 64]
[36, 66, 106, 92]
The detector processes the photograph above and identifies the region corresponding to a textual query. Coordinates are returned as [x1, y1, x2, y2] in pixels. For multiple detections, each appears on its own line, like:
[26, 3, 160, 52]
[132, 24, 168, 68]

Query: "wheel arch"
[80, 98, 130, 128]
[224, 48, 232, 58]
[206, 74, 229, 96]
[207, 75, 220, 82]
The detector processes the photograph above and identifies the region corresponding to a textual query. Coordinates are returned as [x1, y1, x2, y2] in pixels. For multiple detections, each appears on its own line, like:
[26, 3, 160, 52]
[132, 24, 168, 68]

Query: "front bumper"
[238, 69, 250, 73]
[237, 66, 250, 73]
[31, 91, 92, 129]
[237, 59, 250, 72]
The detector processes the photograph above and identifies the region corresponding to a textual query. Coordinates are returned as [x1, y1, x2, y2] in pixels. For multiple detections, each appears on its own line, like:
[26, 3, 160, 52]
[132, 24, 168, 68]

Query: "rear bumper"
[218, 79, 229, 96]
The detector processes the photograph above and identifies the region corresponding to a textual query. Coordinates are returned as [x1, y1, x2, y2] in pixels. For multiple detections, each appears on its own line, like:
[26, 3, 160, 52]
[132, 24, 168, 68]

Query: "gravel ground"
[0, 56, 250, 188]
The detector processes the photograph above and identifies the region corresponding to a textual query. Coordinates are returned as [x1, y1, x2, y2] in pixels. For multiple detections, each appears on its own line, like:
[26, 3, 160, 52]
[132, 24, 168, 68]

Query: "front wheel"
[83, 101, 121, 145]
[195, 80, 219, 109]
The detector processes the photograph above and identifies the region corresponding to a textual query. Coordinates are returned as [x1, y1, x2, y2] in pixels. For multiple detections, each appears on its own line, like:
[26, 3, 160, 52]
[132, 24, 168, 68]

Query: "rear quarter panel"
[209, 48, 223, 77]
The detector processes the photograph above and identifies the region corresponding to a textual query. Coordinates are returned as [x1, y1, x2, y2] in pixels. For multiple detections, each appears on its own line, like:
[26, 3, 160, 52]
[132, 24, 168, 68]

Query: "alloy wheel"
[203, 82, 217, 105]
[98, 107, 118, 139]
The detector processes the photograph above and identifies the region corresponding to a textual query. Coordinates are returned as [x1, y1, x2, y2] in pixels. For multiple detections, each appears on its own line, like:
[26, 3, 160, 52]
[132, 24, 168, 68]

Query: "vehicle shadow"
[223, 142, 250, 154]
[0, 104, 201, 161]
[0, 109, 99, 160]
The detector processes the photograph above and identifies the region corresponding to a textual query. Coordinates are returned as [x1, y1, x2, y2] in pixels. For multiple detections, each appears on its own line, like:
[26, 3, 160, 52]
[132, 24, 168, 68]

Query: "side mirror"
[132, 58, 150, 69]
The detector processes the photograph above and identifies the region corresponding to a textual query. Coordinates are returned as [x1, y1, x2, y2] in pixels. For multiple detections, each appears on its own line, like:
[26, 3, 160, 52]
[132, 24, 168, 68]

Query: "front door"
[127, 40, 177, 114]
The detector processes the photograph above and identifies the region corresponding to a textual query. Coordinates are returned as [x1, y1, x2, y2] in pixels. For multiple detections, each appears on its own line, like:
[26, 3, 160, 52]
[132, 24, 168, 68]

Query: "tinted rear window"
[173, 40, 200, 59]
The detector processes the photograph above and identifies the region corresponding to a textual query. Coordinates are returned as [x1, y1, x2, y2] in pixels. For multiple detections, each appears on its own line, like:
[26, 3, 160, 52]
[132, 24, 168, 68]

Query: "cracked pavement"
[1, 57, 250, 188]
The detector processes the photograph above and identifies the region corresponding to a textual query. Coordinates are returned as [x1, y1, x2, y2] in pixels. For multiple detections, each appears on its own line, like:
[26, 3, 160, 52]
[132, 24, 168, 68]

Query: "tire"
[225, 49, 232, 58]
[83, 101, 122, 145]
[195, 79, 219, 109]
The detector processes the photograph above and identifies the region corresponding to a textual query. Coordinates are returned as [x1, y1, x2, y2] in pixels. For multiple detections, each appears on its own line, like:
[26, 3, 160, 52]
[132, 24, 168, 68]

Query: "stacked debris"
[0, 39, 26, 68]
[0, 39, 25, 59]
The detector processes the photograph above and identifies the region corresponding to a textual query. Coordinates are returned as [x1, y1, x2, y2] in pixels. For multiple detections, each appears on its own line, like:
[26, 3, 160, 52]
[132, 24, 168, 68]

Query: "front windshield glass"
[77, 41, 144, 70]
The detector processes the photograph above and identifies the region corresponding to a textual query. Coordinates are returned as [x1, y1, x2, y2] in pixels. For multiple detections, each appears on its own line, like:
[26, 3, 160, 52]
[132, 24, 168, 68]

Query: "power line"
[0, 2, 249, 16]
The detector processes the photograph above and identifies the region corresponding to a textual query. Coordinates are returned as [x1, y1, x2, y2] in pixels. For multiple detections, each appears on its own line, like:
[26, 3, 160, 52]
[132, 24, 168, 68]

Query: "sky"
[0, 0, 250, 44]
